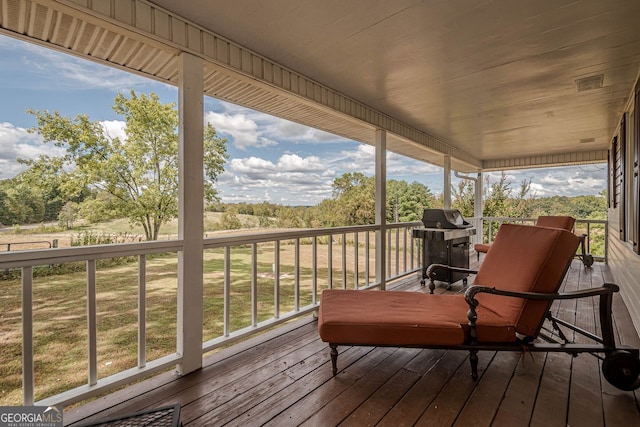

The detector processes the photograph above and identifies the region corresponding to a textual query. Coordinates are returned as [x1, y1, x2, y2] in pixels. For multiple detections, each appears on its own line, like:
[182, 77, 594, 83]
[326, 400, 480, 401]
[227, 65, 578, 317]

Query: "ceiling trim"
[482, 149, 607, 172]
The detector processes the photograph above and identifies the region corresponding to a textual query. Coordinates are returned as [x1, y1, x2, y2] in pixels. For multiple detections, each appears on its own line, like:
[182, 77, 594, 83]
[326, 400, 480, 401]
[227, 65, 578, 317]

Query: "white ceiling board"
[149, 0, 640, 164]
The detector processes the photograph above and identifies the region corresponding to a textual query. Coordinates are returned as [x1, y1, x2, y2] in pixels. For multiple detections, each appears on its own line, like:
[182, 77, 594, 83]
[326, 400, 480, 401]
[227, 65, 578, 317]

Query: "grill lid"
[421, 209, 472, 229]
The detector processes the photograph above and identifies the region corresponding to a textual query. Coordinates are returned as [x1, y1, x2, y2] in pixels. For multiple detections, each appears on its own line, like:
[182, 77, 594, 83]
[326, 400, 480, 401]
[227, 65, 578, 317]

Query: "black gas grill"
[412, 209, 476, 290]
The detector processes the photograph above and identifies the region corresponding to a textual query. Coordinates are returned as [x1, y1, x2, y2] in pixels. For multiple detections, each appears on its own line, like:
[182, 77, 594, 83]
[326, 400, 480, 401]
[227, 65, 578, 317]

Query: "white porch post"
[444, 156, 451, 209]
[177, 52, 204, 375]
[475, 172, 483, 244]
[375, 129, 387, 290]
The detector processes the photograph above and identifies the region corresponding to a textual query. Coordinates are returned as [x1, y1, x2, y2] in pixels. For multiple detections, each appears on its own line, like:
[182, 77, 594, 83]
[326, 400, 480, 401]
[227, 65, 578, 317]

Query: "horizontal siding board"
[607, 223, 640, 336]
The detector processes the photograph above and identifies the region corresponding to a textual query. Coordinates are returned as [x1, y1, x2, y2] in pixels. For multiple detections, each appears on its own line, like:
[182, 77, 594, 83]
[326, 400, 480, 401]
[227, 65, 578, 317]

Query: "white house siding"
[608, 214, 640, 336]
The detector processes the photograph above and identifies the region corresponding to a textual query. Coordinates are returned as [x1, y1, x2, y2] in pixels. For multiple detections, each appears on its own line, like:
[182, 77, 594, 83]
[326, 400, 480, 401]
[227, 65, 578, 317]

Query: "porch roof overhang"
[2, 0, 639, 172]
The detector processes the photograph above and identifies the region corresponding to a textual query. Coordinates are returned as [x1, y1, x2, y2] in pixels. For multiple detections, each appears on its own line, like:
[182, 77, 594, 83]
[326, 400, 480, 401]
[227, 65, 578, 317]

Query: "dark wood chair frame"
[327, 264, 640, 392]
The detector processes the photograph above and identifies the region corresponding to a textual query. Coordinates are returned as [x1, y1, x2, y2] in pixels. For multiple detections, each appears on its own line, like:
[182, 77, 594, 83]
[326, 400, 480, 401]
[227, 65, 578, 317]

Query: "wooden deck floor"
[66, 260, 640, 426]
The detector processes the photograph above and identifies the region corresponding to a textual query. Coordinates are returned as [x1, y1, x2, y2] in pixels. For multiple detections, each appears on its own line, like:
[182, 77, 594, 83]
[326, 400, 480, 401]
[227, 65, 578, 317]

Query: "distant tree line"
[451, 172, 606, 221]
[204, 172, 606, 232]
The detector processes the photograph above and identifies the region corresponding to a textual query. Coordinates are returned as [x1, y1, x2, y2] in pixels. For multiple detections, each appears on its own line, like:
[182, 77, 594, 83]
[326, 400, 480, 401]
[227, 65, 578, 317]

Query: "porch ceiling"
[2, 0, 640, 172]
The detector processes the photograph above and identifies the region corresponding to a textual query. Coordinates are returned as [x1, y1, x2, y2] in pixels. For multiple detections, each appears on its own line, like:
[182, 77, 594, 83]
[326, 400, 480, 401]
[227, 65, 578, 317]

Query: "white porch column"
[177, 52, 204, 375]
[475, 172, 483, 244]
[443, 155, 452, 209]
[375, 129, 387, 290]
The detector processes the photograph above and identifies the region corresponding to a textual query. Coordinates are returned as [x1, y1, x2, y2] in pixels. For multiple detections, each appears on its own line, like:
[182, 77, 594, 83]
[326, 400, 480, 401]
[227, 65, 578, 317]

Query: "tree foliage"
[302, 173, 437, 227]
[387, 180, 437, 222]
[0, 181, 45, 225]
[24, 91, 228, 240]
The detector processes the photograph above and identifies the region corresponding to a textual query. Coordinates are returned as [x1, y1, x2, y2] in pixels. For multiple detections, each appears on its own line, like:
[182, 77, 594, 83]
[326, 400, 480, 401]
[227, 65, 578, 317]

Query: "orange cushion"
[318, 289, 517, 345]
[474, 243, 491, 254]
[535, 215, 575, 231]
[474, 224, 579, 336]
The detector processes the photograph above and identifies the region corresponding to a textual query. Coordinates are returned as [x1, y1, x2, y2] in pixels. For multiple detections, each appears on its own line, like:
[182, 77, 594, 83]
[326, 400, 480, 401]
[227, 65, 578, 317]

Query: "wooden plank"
[567, 266, 604, 427]
[340, 368, 421, 426]
[298, 347, 422, 426]
[377, 350, 469, 427]
[188, 340, 335, 426]
[452, 351, 521, 427]
[529, 260, 579, 427]
[263, 346, 400, 427]
[529, 352, 573, 427]
[490, 352, 545, 426]
[180, 338, 329, 425]
[222, 346, 376, 426]
[404, 348, 448, 376]
[413, 351, 494, 426]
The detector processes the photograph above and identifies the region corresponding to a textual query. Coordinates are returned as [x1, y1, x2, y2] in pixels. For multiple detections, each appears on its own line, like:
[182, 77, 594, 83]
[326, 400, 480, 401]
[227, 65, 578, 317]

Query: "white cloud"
[222, 153, 336, 204]
[0, 122, 65, 178]
[277, 153, 324, 172]
[205, 111, 263, 150]
[101, 120, 127, 142]
[204, 104, 346, 150]
[484, 165, 607, 198]
[1, 35, 165, 92]
[275, 120, 338, 142]
[227, 157, 276, 175]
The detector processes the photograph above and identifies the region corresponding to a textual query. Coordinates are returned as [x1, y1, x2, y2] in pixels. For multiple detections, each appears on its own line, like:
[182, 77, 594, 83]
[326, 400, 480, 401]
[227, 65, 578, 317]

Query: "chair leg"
[469, 350, 479, 380]
[330, 344, 338, 375]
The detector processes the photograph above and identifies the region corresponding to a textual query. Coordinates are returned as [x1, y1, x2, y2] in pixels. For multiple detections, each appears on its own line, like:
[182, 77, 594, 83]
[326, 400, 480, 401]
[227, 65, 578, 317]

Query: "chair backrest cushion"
[473, 223, 579, 337]
[535, 215, 575, 231]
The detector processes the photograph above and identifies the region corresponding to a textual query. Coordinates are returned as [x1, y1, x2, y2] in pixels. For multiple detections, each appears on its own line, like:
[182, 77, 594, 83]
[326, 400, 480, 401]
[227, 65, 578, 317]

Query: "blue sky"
[0, 34, 607, 205]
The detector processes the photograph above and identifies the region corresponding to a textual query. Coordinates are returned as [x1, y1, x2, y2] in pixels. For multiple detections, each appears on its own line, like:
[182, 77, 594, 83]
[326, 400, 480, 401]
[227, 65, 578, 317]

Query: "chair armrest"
[464, 282, 619, 305]
[463, 283, 620, 347]
[426, 263, 478, 281]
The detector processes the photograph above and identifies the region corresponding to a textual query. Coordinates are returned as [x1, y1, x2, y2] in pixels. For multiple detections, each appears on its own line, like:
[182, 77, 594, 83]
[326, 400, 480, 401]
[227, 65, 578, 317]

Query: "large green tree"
[0, 180, 45, 225]
[387, 180, 437, 222]
[25, 90, 228, 240]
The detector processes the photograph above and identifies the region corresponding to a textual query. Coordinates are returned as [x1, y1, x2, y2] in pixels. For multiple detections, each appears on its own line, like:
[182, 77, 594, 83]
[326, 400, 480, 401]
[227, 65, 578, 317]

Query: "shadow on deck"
[65, 260, 640, 426]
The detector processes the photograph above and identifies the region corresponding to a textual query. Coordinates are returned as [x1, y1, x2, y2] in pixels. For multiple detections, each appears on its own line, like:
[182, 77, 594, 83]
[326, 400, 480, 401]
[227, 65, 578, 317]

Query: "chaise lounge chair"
[318, 223, 640, 391]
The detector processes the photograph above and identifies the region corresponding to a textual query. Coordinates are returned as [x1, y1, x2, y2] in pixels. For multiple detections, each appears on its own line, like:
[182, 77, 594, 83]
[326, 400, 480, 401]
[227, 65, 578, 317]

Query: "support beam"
[375, 129, 387, 290]
[177, 52, 204, 375]
[475, 172, 483, 218]
[475, 172, 483, 244]
[453, 170, 484, 245]
[444, 156, 452, 209]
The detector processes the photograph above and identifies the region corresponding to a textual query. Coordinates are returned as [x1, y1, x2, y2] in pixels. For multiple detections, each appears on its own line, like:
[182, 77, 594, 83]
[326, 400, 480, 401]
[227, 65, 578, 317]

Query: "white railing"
[0, 222, 423, 407]
[473, 217, 608, 262]
[199, 223, 422, 353]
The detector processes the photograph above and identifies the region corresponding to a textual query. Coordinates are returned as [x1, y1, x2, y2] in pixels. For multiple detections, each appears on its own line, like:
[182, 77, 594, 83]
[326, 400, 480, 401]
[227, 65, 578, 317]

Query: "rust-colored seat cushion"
[535, 215, 575, 230]
[474, 216, 575, 257]
[318, 223, 579, 347]
[474, 243, 491, 254]
[473, 224, 579, 336]
[318, 289, 516, 345]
